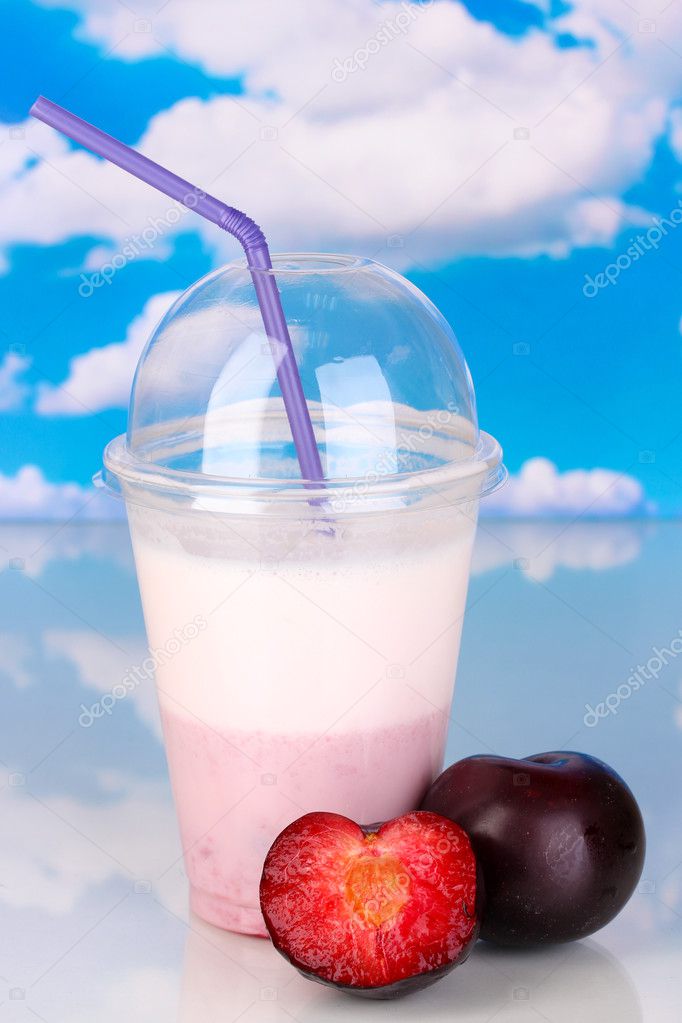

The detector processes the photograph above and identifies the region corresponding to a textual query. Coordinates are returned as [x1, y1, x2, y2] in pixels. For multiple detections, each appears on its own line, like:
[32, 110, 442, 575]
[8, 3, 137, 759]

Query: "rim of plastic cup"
[244, 253, 372, 275]
[98, 430, 505, 510]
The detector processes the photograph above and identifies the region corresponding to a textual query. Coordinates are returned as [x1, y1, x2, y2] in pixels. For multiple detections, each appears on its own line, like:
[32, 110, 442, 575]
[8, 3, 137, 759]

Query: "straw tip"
[29, 95, 50, 120]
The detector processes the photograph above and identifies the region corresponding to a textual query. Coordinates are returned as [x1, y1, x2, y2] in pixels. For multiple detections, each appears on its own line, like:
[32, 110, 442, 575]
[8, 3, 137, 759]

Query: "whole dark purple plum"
[421, 751, 645, 946]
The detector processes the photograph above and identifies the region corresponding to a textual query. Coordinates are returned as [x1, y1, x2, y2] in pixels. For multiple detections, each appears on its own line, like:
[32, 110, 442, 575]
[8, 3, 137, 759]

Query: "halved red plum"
[259, 810, 480, 998]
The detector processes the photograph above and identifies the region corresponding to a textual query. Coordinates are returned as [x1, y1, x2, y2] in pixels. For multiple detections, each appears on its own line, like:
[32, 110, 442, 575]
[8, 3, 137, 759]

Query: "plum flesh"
[260, 810, 480, 998]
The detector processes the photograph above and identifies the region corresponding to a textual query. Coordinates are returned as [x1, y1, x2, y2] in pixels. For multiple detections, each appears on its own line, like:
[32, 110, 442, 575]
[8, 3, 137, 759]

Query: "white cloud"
[481, 457, 653, 518]
[670, 107, 682, 159]
[0, 521, 131, 576]
[12, 0, 682, 268]
[0, 457, 651, 524]
[35, 290, 180, 415]
[44, 629, 162, 739]
[0, 465, 123, 520]
[472, 519, 644, 582]
[0, 632, 34, 688]
[0, 351, 31, 411]
[80, 243, 121, 271]
[0, 778, 176, 913]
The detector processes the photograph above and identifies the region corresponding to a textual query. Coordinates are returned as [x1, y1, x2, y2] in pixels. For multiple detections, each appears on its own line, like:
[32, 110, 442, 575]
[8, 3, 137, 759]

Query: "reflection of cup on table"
[102, 255, 504, 935]
[179, 920, 642, 1023]
[179, 913, 297, 1023]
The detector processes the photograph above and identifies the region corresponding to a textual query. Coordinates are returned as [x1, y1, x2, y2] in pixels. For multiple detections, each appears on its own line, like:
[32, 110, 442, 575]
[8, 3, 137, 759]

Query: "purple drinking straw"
[29, 95, 325, 484]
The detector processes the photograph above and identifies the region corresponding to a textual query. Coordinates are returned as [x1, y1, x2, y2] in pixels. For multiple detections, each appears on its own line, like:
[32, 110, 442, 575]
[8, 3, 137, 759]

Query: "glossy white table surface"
[1, 519, 679, 1021]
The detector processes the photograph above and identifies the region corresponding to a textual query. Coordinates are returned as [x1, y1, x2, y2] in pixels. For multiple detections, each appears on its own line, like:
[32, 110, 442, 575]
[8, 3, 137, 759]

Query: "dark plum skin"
[421, 751, 645, 946]
[303, 947, 476, 1000]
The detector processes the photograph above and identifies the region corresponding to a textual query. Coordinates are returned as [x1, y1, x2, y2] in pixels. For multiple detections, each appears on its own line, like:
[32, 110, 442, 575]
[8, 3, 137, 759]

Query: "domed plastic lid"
[102, 254, 504, 513]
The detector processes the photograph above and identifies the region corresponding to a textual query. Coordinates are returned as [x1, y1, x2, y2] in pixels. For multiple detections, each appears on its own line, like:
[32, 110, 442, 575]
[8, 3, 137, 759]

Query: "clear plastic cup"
[101, 254, 504, 935]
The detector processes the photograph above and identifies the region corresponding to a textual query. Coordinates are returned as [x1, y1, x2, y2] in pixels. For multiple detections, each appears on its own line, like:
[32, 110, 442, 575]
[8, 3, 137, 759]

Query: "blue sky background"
[1, 0, 682, 517]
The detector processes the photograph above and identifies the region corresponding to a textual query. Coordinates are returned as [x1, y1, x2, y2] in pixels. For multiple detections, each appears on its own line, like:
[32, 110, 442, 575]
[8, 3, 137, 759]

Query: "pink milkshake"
[101, 255, 504, 935]
[31, 106, 504, 940]
[161, 710, 445, 934]
[128, 487, 478, 935]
